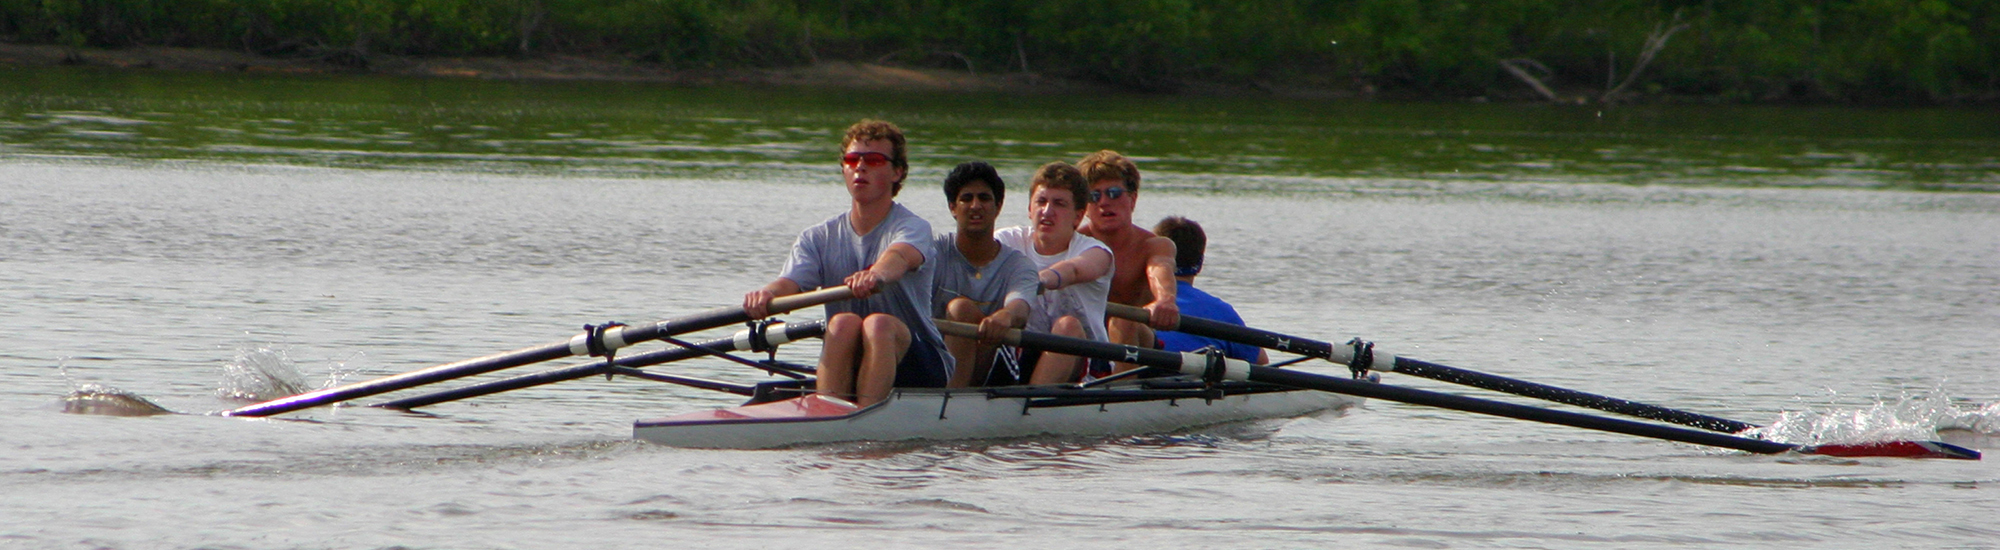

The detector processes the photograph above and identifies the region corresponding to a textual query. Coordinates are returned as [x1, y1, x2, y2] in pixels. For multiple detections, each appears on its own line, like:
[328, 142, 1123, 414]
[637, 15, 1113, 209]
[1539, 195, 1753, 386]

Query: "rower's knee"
[824, 312, 864, 342]
[1052, 315, 1086, 338]
[1131, 324, 1156, 348]
[860, 313, 912, 347]
[946, 297, 982, 323]
[1108, 317, 1151, 346]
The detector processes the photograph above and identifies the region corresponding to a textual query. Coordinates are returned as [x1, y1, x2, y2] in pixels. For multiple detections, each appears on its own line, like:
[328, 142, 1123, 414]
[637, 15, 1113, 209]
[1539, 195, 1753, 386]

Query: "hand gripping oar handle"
[224, 286, 854, 417]
[1108, 303, 1754, 433]
[938, 320, 1980, 460]
[372, 320, 827, 410]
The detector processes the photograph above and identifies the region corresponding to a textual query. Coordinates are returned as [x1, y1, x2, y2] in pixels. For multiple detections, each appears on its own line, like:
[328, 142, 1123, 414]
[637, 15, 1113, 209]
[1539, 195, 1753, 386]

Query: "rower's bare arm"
[1039, 248, 1114, 290]
[847, 243, 924, 298]
[1143, 237, 1180, 329]
[977, 299, 1031, 344]
[745, 278, 803, 319]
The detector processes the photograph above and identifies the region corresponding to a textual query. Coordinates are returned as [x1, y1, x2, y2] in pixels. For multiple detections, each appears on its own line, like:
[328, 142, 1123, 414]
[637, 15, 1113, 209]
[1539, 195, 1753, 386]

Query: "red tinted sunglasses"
[841, 151, 892, 167]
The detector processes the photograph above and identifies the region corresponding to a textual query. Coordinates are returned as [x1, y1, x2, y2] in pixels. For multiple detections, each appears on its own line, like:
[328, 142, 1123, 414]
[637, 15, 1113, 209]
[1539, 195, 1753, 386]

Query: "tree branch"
[1500, 58, 1560, 102]
[1604, 9, 1690, 102]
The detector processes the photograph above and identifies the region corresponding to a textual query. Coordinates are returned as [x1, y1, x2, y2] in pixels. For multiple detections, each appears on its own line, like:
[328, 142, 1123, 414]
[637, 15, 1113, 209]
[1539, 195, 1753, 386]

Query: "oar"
[224, 286, 853, 417]
[937, 320, 1980, 460]
[1110, 303, 1753, 433]
[372, 320, 825, 410]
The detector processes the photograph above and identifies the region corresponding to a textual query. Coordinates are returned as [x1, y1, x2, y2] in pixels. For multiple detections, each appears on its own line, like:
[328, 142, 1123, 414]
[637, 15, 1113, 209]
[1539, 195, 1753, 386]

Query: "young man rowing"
[932, 162, 1039, 387]
[994, 162, 1115, 383]
[743, 120, 952, 406]
[1076, 150, 1179, 371]
[1151, 216, 1268, 364]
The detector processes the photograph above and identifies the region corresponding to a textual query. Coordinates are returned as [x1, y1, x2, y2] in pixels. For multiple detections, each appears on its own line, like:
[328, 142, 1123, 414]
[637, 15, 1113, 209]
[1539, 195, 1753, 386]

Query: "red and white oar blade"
[1799, 441, 1982, 460]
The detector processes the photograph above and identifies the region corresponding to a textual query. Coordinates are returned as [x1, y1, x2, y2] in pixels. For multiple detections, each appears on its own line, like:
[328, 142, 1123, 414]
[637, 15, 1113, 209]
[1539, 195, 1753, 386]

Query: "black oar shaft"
[225, 287, 851, 417]
[372, 320, 825, 410]
[1242, 367, 1795, 454]
[1113, 303, 1755, 433]
[1389, 357, 1755, 433]
[940, 320, 1800, 456]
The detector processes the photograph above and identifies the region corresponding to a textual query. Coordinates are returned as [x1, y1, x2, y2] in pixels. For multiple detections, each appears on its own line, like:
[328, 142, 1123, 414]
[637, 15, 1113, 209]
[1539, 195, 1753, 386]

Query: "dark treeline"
[3, 0, 1995, 103]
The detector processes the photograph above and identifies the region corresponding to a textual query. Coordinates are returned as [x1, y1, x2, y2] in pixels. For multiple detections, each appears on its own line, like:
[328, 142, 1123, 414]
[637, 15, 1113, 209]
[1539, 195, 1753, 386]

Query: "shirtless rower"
[1076, 150, 1178, 372]
[743, 120, 952, 406]
[994, 161, 1115, 384]
[932, 161, 1039, 387]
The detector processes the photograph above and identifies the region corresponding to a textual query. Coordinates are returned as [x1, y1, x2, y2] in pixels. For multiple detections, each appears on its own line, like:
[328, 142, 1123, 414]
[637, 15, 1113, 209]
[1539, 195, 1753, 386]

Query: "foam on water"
[1745, 389, 2000, 445]
[214, 347, 310, 402]
[214, 346, 370, 407]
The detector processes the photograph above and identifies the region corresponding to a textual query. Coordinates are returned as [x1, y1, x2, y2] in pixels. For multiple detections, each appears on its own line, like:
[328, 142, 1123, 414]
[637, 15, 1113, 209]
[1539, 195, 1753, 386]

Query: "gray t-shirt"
[778, 203, 952, 381]
[931, 231, 1041, 320]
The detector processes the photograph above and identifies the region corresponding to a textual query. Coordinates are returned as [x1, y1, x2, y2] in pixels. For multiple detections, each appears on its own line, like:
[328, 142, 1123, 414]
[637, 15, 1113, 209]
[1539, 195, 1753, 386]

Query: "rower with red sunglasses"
[1076, 150, 1179, 374]
[743, 119, 953, 407]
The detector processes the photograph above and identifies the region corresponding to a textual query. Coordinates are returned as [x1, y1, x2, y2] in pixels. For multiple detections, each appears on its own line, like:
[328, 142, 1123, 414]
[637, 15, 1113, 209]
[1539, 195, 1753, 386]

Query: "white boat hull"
[634, 384, 1360, 449]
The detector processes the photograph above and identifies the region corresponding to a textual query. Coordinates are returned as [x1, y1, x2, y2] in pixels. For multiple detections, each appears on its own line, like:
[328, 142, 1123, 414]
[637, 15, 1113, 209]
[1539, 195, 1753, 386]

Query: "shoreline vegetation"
[2, 0, 1996, 105]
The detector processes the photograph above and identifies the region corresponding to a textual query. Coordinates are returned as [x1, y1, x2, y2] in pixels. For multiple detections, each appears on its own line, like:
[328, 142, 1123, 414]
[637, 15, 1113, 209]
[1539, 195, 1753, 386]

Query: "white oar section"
[1171, 350, 1254, 381]
[735, 320, 812, 350]
[224, 286, 853, 417]
[568, 329, 629, 356]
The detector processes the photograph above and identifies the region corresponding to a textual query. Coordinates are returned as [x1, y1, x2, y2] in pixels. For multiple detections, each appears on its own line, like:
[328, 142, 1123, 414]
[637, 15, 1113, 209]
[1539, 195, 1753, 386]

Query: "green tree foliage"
[1, 0, 1993, 102]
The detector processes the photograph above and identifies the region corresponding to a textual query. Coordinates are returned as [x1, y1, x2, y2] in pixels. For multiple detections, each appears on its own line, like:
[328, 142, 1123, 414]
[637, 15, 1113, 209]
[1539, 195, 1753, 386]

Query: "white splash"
[1746, 389, 1996, 445]
[319, 351, 370, 390]
[216, 347, 310, 402]
[216, 345, 375, 405]
[1942, 400, 2000, 434]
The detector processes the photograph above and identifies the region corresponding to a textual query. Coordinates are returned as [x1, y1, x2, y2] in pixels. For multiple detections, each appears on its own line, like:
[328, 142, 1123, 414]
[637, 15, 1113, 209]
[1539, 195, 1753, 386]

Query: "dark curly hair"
[943, 161, 1005, 207]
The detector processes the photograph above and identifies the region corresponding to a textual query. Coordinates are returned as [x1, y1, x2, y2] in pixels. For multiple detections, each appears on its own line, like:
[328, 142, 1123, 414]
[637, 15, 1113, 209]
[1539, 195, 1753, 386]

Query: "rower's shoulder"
[1084, 225, 1135, 246]
[1105, 227, 1171, 256]
[1142, 233, 1176, 256]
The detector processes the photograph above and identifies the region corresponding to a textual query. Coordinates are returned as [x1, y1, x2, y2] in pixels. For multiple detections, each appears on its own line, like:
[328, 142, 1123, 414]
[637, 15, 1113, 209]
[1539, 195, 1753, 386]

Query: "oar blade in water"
[1800, 441, 1982, 460]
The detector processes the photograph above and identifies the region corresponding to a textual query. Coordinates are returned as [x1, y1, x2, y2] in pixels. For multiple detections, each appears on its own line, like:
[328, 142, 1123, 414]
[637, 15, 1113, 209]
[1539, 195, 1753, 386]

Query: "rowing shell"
[634, 379, 1363, 449]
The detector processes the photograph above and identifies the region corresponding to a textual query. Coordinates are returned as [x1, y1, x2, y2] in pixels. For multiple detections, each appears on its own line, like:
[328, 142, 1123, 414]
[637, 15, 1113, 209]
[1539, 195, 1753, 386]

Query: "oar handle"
[1109, 302, 1346, 360]
[772, 286, 856, 315]
[1107, 303, 1174, 329]
[935, 319, 1019, 346]
[226, 286, 854, 417]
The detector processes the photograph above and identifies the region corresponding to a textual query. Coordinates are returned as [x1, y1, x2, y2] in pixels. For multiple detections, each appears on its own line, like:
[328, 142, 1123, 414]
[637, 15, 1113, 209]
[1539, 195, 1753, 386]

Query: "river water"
[3, 66, 1998, 549]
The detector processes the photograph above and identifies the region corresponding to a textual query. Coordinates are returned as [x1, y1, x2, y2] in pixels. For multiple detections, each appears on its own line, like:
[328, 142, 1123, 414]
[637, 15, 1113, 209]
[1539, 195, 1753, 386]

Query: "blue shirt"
[1156, 280, 1262, 362]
